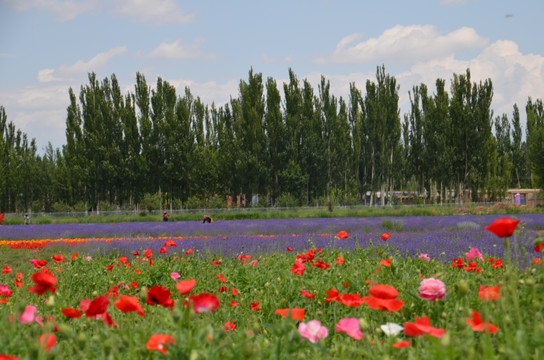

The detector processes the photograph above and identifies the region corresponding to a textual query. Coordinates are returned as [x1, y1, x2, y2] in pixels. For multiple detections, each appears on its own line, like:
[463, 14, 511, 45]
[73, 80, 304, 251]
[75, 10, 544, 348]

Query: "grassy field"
[3, 203, 541, 225]
[0, 215, 542, 359]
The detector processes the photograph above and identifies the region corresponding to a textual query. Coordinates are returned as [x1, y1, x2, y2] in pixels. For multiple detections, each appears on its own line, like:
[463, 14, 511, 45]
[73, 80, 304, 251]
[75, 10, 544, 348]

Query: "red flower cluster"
[28, 271, 57, 296]
[362, 285, 404, 312]
[404, 316, 445, 338]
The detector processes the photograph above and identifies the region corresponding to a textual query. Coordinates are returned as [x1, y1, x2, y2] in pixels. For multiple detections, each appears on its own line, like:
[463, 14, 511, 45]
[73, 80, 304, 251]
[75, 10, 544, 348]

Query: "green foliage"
[381, 218, 404, 231]
[141, 193, 161, 212]
[276, 192, 299, 207]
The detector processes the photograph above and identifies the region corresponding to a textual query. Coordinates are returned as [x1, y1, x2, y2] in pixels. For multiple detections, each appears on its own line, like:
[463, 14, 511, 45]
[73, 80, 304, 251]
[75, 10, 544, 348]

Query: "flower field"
[0, 214, 543, 359]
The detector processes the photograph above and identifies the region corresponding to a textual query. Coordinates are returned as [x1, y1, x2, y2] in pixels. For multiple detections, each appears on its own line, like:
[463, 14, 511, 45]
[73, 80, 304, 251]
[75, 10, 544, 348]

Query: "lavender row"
[1, 214, 543, 241]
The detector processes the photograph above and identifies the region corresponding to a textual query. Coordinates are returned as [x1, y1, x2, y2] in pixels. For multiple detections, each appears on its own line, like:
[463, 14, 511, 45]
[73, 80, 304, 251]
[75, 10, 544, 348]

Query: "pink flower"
[249, 260, 258, 266]
[418, 253, 430, 262]
[465, 248, 484, 262]
[335, 318, 363, 340]
[170, 272, 181, 281]
[18, 305, 38, 324]
[0, 284, 13, 297]
[298, 320, 328, 343]
[418, 278, 446, 301]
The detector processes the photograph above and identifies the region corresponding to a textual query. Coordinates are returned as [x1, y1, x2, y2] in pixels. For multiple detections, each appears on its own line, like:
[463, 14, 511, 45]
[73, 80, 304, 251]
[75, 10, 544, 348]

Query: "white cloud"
[3, 0, 96, 21]
[316, 25, 489, 65]
[393, 40, 544, 119]
[112, 0, 194, 25]
[38, 46, 128, 82]
[148, 38, 217, 60]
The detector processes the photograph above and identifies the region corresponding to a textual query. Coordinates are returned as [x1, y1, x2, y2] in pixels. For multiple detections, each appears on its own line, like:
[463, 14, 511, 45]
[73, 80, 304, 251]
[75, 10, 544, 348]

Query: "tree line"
[1, 66, 543, 213]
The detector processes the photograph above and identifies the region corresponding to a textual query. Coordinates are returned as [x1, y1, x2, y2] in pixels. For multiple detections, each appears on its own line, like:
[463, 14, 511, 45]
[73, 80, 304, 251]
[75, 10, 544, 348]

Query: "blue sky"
[1, 0, 543, 151]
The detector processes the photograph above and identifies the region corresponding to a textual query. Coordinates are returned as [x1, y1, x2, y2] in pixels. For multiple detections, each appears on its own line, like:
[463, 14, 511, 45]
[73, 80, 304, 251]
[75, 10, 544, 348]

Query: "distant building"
[506, 189, 544, 208]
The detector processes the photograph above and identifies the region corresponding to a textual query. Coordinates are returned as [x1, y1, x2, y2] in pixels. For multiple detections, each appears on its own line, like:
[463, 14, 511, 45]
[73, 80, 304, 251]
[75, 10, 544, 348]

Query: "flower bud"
[359, 318, 370, 331]
[457, 280, 469, 296]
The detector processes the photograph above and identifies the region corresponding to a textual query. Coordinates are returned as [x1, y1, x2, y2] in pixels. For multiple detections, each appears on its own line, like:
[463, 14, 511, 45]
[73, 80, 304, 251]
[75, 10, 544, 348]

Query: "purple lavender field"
[1, 214, 543, 265]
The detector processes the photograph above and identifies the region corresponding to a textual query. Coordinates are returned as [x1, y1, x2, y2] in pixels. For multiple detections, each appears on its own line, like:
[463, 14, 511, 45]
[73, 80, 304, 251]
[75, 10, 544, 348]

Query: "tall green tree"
[526, 98, 544, 188]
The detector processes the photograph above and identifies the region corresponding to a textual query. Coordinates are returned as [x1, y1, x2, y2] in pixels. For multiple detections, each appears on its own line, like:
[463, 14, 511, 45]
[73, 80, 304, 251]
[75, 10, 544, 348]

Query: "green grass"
[5, 203, 543, 225]
[0, 238, 543, 359]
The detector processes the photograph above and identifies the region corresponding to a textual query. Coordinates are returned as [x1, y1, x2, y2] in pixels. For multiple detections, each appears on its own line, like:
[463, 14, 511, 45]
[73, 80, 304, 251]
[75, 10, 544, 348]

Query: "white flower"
[380, 322, 403, 336]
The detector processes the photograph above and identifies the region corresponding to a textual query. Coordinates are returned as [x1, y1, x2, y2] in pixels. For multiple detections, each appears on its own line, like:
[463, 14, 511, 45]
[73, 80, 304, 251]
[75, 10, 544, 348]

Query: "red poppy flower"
[114, 296, 145, 317]
[479, 285, 501, 301]
[339, 293, 365, 307]
[324, 287, 340, 303]
[274, 308, 305, 321]
[311, 259, 330, 270]
[451, 258, 465, 268]
[61, 307, 82, 318]
[299, 290, 316, 299]
[533, 258, 542, 265]
[52, 254, 65, 263]
[297, 249, 315, 263]
[211, 259, 221, 266]
[38, 333, 56, 353]
[189, 293, 220, 313]
[379, 259, 391, 267]
[362, 284, 404, 312]
[28, 271, 57, 296]
[404, 316, 445, 338]
[118, 257, 128, 265]
[464, 261, 482, 273]
[0, 213, 4, 225]
[133, 251, 140, 256]
[218, 286, 228, 293]
[105, 265, 114, 271]
[147, 334, 174, 355]
[85, 295, 110, 317]
[343, 281, 349, 288]
[231, 288, 239, 296]
[381, 233, 391, 241]
[485, 218, 520, 237]
[71, 253, 78, 261]
[393, 340, 411, 348]
[335, 257, 345, 265]
[147, 286, 174, 308]
[290, 260, 305, 276]
[159, 247, 168, 254]
[337, 231, 349, 239]
[14, 273, 23, 288]
[164, 240, 177, 247]
[223, 321, 236, 332]
[250, 302, 260, 311]
[29, 259, 48, 269]
[144, 249, 153, 258]
[131, 281, 138, 288]
[466, 311, 499, 333]
[286, 247, 294, 251]
[2, 266, 12, 274]
[492, 259, 504, 269]
[535, 243, 544, 253]
[101, 311, 116, 327]
[0, 354, 21, 360]
[229, 301, 239, 307]
[217, 274, 226, 283]
[176, 279, 196, 295]
[105, 286, 119, 298]
[185, 249, 194, 255]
